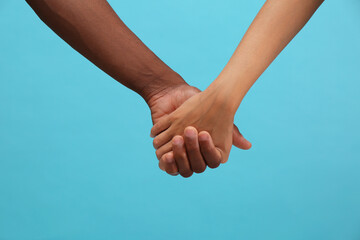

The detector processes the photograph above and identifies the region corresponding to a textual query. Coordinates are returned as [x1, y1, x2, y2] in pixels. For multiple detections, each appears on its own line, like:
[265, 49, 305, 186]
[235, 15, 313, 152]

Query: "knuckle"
[207, 160, 221, 169]
[151, 125, 159, 134]
[153, 139, 159, 149]
[159, 154, 166, 162]
[168, 115, 176, 123]
[151, 127, 156, 135]
[180, 171, 193, 178]
[193, 164, 206, 174]
[156, 150, 163, 160]
[158, 161, 165, 171]
[166, 169, 176, 175]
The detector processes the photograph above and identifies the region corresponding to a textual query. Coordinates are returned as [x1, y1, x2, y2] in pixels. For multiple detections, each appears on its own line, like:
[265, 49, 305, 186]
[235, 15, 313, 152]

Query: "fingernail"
[173, 136, 183, 145]
[184, 127, 196, 138]
[198, 132, 209, 141]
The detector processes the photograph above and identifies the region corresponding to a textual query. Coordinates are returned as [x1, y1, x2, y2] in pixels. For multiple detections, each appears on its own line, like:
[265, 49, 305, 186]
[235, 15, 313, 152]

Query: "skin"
[147, 84, 251, 177]
[26, 0, 251, 178]
[152, 0, 324, 173]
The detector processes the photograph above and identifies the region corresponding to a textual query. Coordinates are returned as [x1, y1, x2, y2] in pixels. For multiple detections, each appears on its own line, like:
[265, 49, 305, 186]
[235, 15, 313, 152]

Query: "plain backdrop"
[1, 0, 360, 239]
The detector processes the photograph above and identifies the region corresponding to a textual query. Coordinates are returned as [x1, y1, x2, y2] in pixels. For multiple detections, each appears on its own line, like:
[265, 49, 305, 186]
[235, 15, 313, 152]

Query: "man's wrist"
[140, 69, 187, 104]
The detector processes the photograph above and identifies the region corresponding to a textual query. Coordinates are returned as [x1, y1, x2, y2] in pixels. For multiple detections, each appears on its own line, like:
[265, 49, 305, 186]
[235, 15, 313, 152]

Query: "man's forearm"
[209, 0, 324, 111]
[26, 0, 185, 102]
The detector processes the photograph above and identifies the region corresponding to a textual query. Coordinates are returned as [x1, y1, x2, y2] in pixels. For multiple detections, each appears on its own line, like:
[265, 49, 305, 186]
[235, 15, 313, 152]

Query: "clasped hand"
[148, 84, 251, 178]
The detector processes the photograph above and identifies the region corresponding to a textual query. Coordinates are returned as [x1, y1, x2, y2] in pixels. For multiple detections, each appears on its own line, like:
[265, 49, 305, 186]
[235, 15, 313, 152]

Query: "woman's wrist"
[205, 73, 249, 115]
[204, 80, 242, 117]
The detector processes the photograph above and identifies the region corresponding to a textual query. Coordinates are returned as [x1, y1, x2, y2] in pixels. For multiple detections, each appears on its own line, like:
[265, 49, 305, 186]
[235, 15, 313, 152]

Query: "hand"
[151, 87, 241, 174]
[147, 83, 251, 177]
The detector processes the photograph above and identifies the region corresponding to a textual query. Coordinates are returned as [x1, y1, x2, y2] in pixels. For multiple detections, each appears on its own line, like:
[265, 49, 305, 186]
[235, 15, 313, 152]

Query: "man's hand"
[147, 82, 251, 177]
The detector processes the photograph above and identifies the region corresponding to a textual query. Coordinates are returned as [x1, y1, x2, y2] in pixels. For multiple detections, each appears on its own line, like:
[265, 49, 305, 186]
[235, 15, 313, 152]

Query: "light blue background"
[1, 1, 360, 239]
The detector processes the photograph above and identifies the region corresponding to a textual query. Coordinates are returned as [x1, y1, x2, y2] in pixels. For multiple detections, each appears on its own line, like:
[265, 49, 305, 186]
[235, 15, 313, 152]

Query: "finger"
[232, 124, 252, 150]
[198, 131, 221, 169]
[172, 135, 193, 178]
[153, 128, 173, 149]
[159, 159, 166, 171]
[184, 126, 206, 174]
[159, 156, 179, 175]
[155, 141, 172, 160]
[161, 152, 179, 175]
[150, 118, 171, 138]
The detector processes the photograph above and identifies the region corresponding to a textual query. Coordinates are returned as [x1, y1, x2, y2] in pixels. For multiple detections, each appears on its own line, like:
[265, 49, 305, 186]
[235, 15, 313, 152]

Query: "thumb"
[232, 124, 252, 150]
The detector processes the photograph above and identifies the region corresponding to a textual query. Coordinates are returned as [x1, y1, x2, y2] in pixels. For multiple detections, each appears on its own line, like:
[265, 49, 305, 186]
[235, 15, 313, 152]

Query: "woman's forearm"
[26, 0, 185, 102]
[209, 0, 324, 112]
